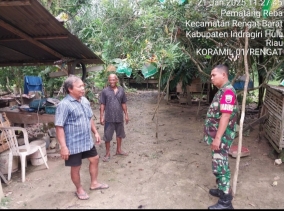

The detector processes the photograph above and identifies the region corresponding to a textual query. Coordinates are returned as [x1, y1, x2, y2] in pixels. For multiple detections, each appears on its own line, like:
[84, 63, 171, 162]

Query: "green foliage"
[37, 0, 284, 97]
[275, 63, 284, 81]
[69, 0, 188, 82]
[166, 59, 196, 92]
[84, 70, 107, 104]
[237, 91, 257, 104]
[276, 70, 284, 81]
[0, 196, 10, 208]
[38, 66, 66, 98]
[0, 65, 65, 98]
[0, 66, 41, 92]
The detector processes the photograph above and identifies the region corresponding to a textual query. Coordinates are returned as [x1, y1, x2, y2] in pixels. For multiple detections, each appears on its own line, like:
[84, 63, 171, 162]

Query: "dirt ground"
[1, 90, 284, 209]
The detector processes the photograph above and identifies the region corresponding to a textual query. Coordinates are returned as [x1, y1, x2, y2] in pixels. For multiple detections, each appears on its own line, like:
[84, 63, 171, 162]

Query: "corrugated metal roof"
[0, 0, 104, 67]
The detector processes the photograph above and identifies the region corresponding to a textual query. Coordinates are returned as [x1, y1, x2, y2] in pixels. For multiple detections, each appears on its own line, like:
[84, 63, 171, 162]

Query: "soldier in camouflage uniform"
[204, 64, 238, 210]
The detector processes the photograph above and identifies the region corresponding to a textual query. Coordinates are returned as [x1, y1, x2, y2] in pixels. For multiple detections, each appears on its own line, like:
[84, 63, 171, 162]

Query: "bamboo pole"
[152, 84, 168, 121]
[156, 115, 158, 139]
[158, 67, 163, 100]
[232, 26, 249, 196]
[152, 69, 174, 121]
[155, 67, 163, 139]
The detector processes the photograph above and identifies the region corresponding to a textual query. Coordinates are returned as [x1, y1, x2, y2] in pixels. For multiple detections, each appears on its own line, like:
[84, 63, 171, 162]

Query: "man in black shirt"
[99, 74, 129, 162]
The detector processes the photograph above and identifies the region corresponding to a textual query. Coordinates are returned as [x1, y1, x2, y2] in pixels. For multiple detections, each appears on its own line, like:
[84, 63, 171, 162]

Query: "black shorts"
[65, 145, 98, 166]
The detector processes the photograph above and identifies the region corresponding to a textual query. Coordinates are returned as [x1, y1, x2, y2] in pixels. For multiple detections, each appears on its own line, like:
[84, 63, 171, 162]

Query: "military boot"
[208, 193, 234, 209]
[209, 189, 224, 198]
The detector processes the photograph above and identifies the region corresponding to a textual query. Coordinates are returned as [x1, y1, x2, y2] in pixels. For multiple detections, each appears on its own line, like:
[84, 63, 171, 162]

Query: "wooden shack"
[260, 84, 284, 154]
[176, 77, 210, 104]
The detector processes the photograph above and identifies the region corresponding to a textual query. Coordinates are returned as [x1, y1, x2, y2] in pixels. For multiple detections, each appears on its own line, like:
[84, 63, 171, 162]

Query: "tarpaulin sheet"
[24, 76, 43, 94]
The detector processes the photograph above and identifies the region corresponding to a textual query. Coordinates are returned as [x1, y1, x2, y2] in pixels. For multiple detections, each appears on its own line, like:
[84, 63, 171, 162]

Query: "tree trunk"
[257, 54, 265, 112]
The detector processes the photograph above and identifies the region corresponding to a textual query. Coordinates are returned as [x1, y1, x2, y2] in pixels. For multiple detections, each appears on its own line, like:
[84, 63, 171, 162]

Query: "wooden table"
[0, 107, 55, 125]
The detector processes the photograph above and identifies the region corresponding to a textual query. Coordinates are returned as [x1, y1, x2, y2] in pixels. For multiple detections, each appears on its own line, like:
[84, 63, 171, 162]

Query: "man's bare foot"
[102, 156, 110, 162]
[115, 151, 128, 156]
[90, 183, 109, 190]
[75, 191, 89, 200]
[75, 188, 89, 200]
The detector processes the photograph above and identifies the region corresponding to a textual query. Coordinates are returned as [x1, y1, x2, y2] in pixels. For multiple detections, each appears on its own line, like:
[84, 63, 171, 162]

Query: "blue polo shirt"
[55, 94, 94, 154]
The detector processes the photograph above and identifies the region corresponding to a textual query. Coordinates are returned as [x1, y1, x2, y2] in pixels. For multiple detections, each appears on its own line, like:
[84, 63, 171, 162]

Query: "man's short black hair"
[214, 64, 229, 76]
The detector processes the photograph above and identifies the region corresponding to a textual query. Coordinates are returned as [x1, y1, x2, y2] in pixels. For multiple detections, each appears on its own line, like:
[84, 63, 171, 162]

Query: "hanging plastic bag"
[116, 63, 132, 77]
[141, 62, 158, 79]
[280, 79, 284, 86]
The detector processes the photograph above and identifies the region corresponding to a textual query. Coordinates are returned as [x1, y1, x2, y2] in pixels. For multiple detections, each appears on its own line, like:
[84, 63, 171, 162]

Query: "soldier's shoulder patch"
[225, 95, 233, 103]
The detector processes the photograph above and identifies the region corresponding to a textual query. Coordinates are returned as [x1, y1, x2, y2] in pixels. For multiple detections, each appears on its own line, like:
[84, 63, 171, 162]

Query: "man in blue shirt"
[55, 75, 108, 200]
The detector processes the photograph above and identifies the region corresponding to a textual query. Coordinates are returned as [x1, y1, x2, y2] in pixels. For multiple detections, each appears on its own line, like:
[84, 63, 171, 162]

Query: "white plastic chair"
[0, 126, 49, 182]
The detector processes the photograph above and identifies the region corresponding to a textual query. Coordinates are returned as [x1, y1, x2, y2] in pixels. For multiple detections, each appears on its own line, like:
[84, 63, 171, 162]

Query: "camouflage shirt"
[204, 82, 238, 145]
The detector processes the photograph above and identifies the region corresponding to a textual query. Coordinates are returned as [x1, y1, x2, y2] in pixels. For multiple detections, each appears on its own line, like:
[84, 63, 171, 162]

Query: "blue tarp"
[229, 75, 254, 90]
[24, 76, 43, 94]
[233, 81, 254, 90]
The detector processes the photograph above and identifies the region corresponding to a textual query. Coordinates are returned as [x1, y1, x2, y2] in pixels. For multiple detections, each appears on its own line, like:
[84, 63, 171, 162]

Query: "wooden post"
[155, 67, 163, 139]
[67, 62, 72, 75]
[156, 115, 158, 139]
[232, 26, 249, 196]
[147, 79, 149, 90]
[166, 76, 170, 101]
[0, 178, 3, 200]
[186, 86, 192, 105]
[20, 88, 23, 105]
[152, 69, 173, 121]
[152, 84, 168, 121]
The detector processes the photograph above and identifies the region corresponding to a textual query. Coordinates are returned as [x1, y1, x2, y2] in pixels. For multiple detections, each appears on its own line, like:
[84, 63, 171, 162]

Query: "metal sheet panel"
[0, 0, 104, 66]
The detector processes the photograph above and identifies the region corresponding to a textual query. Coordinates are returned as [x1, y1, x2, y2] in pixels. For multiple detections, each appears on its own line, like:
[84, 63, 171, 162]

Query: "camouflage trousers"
[211, 139, 233, 194]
